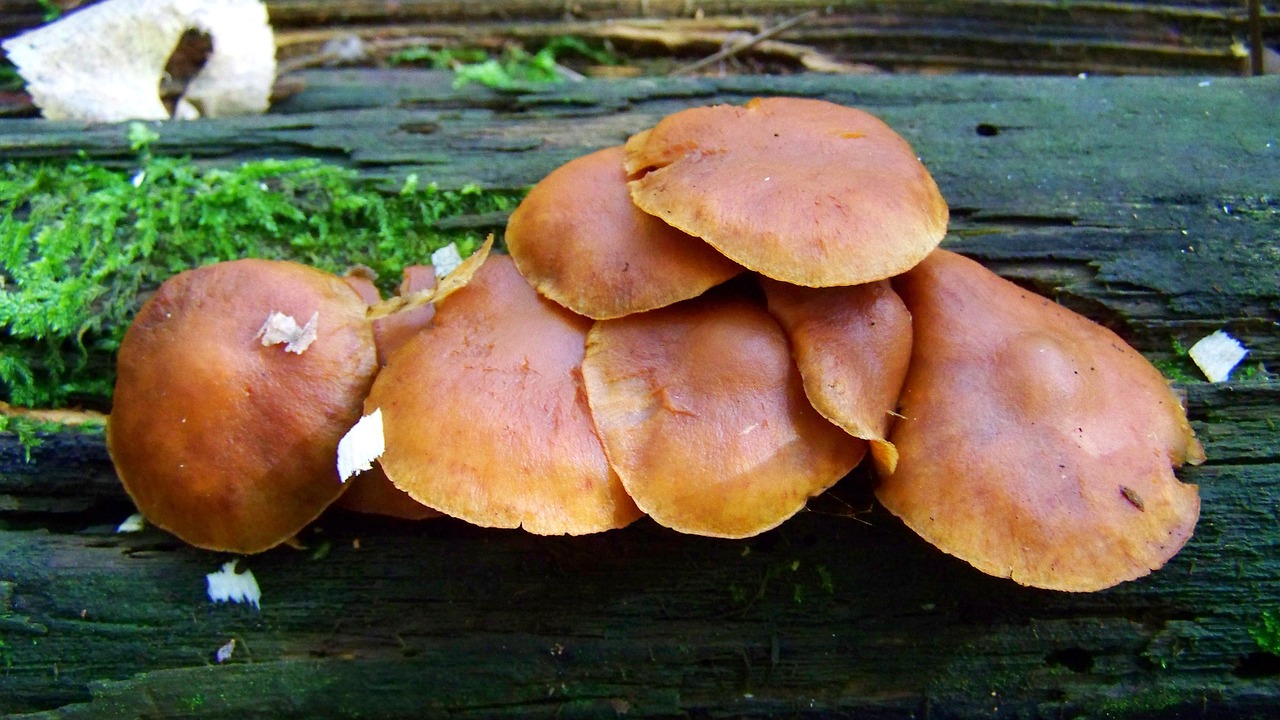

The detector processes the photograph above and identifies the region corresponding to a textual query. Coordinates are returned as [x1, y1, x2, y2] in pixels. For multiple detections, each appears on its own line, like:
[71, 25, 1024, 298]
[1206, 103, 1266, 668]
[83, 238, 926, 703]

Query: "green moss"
[1250, 610, 1280, 654]
[1152, 337, 1200, 383]
[0, 126, 525, 409]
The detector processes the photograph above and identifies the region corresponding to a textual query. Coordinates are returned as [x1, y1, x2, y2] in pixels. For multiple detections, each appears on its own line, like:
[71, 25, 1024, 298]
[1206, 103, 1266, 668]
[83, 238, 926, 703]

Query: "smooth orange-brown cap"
[369, 254, 642, 534]
[625, 97, 948, 287]
[108, 259, 378, 553]
[761, 278, 913, 473]
[582, 288, 865, 538]
[506, 145, 741, 319]
[878, 249, 1203, 591]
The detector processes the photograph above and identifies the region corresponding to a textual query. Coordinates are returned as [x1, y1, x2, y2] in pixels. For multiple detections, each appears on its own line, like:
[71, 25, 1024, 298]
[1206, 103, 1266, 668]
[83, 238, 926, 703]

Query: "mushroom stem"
[365, 234, 494, 320]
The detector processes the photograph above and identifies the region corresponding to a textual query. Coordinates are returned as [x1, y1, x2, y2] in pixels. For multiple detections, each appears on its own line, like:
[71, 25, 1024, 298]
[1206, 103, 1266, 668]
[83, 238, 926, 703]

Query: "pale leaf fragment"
[257, 311, 319, 354]
[1, 0, 275, 122]
[337, 409, 384, 483]
[206, 560, 261, 609]
[1188, 330, 1248, 383]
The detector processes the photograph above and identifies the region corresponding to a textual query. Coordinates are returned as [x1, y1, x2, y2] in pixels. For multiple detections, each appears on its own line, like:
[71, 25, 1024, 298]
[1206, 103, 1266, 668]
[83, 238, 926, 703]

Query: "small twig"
[0, 401, 107, 425]
[668, 10, 818, 76]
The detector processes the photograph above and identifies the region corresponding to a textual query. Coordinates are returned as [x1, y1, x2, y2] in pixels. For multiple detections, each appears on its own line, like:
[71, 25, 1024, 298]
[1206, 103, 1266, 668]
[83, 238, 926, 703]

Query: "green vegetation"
[0, 124, 524, 410]
[1250, 610, 1280, 654]
[388, 38, 618, 89]
[1152, 337, 1199, 383]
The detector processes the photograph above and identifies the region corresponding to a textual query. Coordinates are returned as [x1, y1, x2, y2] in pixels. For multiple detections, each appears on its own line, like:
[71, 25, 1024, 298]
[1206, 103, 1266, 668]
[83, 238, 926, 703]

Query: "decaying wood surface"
[1, 0, 1275, 76]
[1, 71, 1279, 718]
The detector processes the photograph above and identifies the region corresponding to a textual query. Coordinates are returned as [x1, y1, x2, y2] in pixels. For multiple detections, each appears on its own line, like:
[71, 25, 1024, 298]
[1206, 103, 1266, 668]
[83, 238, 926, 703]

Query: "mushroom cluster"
[107, 97, 1203, 591]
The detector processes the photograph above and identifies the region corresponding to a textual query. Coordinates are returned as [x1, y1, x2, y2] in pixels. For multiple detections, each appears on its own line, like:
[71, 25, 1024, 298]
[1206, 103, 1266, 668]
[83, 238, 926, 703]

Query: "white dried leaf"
[257, 311, 319, 354]
[116, 513, 146, 533]
[214, 638, 236, 663]
[1188, 330, 1249, 383]
[206, 560, 261, 609]
[431, 243, 464, 278]
[1, 0, 275, 122]
[337, 409, 384, 483]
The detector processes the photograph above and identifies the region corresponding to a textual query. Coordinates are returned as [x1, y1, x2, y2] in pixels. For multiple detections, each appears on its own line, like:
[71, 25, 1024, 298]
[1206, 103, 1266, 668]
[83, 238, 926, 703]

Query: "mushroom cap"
[878, 249, 1203, 591]
[625, 97, 948, 287]
[369, 254, 642, 535]
[108, 259, 377, 553]
[760, 278, 913, 473]
[582, 288, 865, 538]
[338, 464, 442, 521]
[506, 145, 741, 319]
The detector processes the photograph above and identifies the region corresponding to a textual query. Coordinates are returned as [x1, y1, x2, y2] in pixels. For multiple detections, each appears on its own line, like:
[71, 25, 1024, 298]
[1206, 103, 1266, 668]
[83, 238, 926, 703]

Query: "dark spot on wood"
[975, 123, 1000, 137]
[1235, 652, 1280, 678]
[1045, 647, 1094, 673]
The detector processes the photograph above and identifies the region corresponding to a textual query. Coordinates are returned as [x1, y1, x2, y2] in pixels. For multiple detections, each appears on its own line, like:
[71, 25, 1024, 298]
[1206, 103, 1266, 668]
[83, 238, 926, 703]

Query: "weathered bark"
[1, 71, 1279, 718]
[1, 1, 1274, 76]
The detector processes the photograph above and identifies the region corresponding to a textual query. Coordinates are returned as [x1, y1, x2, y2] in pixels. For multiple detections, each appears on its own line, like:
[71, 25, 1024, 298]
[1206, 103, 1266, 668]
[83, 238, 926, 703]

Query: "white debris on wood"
[214, 638, 236, 663]
[206, 560, 261, 609]
[257, 311, 319, 354]
[431, 243, 464, 278]
[1188, 330, 1249, 383]
[115, 513, 147, 533]
[337, 409, 385, 483]
[1, 0, 275, 122]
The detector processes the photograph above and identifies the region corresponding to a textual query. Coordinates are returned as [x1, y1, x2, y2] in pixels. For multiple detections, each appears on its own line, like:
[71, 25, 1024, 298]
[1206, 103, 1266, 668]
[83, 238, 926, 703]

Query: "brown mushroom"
[368, 254, 642, 534]
[582, 287, 865, 538]
[760, 278, 913, 473]
[877, 249, 1204, 591]
[108, 259, 378, 553]
[625, 97, 948, 287]
[506, 145, 741, 319]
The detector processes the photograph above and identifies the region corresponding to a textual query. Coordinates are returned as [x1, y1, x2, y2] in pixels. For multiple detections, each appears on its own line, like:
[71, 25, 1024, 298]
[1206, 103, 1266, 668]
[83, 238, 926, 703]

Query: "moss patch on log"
[0, 125, 525, 409]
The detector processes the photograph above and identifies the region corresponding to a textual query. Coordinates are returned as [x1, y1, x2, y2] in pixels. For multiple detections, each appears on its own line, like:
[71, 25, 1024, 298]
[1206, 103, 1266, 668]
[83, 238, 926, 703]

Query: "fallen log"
[1, 70, 1278, 718]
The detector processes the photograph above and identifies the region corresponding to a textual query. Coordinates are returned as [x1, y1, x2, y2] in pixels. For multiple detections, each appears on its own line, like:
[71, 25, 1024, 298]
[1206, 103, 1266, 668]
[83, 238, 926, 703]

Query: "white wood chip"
[214, 638, 236, 663]
[1188, 330, 1248, 383]
[256, 311, 319, 354]
[206, 560, 261, 609]
[431, 243, 464, 278]
[337, 409, 385, 483]
[115, 513, 146, 533]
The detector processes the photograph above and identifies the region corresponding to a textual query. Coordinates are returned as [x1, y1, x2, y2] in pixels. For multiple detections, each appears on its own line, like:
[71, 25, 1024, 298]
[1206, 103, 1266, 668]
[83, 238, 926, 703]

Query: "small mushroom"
[582, 287, 864, 538]
[368, 254, 642, 534]
[625, 97, 948, 287]
[877, 249, 1204, 591]
[108, 259, 378, 553]
[506, 145, 741, 319]
[338, 266, 442, 521]
[760, 278, 913, 473]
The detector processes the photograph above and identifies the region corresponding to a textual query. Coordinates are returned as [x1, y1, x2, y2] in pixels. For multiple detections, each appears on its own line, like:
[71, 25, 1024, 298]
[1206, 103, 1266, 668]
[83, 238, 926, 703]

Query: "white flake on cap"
[337, 409, 385, 483]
